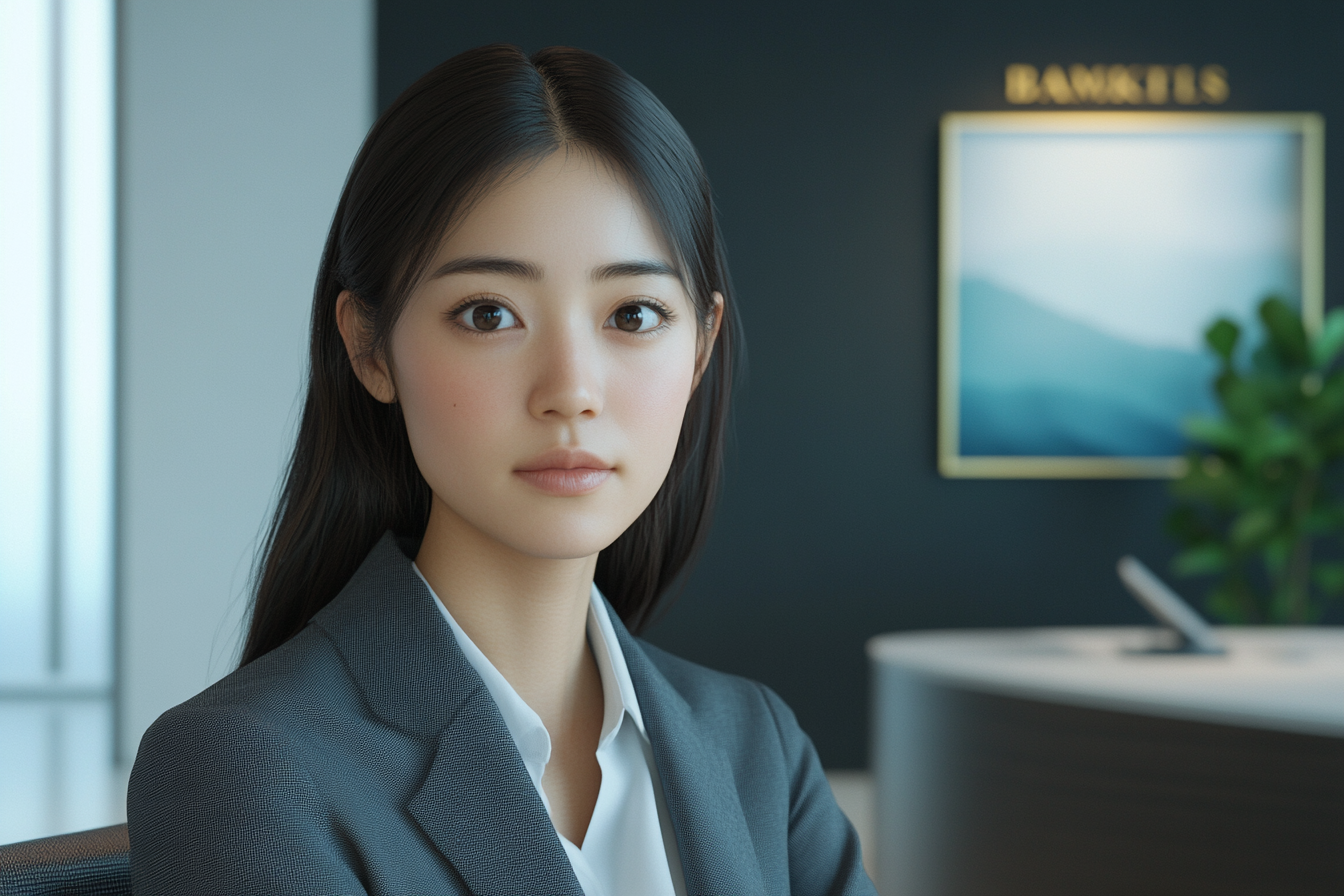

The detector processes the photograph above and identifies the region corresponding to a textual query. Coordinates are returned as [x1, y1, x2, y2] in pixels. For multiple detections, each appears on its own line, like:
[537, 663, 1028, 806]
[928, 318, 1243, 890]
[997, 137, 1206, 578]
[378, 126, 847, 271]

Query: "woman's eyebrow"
[592, 260, 682, 283]
[429, 255, 543, 280]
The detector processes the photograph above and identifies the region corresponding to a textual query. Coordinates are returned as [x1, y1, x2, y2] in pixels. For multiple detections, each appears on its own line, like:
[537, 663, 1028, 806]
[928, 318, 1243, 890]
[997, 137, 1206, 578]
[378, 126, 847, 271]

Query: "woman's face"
[346, 149, 717, 561]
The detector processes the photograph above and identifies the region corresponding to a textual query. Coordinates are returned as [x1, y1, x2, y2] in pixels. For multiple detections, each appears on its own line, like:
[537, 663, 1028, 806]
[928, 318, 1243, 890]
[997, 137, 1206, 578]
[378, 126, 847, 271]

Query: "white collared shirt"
[414, 565, 686, 896]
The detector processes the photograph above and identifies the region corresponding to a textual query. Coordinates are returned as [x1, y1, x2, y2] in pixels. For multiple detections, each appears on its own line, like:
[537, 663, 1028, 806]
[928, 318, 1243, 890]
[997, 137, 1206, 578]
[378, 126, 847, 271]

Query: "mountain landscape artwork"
[941, 113, 1316, 476]
[959, 278, 1219, 457]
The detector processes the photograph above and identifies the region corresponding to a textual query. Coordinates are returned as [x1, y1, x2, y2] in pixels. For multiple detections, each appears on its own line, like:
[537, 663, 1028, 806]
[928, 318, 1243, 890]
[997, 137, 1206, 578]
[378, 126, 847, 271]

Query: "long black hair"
[240, 45, 738, 664]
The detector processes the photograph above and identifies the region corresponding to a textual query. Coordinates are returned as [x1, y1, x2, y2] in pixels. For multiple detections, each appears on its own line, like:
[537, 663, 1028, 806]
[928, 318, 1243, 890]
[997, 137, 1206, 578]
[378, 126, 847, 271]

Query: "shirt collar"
[586, 582, 647, 741]
[413, 565, 646, 789]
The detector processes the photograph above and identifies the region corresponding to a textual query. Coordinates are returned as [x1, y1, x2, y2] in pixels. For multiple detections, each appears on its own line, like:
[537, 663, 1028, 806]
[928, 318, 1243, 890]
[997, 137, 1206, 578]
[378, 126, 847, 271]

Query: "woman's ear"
[336, 290, 397, 403]
[692, 291, 725, 391]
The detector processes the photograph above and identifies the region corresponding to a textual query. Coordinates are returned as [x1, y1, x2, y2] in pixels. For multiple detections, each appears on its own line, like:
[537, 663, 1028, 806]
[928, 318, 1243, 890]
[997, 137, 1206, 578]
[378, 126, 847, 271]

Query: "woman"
[128, 44, 874, 895]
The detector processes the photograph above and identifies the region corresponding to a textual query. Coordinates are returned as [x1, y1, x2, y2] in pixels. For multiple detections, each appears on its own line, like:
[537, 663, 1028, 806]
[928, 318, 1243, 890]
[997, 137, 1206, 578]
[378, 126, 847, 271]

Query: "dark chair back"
[0, 824, 130, 896]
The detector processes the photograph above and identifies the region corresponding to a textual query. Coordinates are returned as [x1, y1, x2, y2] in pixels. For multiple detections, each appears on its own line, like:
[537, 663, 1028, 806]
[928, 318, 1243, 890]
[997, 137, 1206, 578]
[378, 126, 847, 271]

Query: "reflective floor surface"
[0, 698, 128, 845]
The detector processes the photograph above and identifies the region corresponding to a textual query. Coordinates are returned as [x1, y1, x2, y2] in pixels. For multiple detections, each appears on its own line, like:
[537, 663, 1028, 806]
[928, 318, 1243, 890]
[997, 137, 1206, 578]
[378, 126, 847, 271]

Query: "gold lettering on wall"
[1004, 64, 1229, 105]
[1200, 64, 1229, 104]
[1145, 65, 1168, 104]
[1173, 65, 1198, 104]
[1069, 64, 1107, 103]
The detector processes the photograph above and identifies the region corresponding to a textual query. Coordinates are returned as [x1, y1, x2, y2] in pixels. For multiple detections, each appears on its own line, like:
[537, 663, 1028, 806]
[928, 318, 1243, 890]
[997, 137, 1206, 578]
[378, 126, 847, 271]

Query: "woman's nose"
[526, 330, 604, 422]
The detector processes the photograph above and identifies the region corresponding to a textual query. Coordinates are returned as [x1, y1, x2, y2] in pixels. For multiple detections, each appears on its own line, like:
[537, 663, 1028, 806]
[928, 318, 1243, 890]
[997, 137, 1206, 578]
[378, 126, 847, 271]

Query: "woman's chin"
[475, 516, 630, 563]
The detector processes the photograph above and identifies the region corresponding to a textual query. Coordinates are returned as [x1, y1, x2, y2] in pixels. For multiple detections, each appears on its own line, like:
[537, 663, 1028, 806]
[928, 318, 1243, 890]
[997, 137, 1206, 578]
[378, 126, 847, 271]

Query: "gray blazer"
[128, 533, 875, 895]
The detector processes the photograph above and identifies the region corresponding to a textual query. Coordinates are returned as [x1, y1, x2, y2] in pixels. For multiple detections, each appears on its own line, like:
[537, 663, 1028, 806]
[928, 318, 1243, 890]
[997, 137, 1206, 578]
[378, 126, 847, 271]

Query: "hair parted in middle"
[241, 43, 740, 665]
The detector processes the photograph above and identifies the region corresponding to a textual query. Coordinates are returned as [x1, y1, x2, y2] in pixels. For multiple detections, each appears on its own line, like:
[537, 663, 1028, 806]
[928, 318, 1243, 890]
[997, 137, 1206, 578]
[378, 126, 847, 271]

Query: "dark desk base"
[877, 686, 1344, 896]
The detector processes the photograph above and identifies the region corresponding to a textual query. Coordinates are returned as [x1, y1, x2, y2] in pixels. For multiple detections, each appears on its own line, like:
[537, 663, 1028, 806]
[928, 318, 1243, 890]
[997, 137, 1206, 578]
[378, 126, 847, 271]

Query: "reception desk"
[868, 627, 1344, 896]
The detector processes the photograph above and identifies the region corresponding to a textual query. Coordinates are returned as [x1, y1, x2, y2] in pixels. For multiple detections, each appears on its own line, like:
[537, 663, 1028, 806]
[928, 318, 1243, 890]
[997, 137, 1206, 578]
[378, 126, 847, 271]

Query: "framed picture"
[939, 112, 1324, 478]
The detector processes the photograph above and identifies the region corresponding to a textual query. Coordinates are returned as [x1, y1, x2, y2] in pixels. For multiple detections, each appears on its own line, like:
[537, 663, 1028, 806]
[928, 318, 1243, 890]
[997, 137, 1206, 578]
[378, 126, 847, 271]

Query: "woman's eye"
[458, 303, 517, 331]
[609, 303, 664, 333]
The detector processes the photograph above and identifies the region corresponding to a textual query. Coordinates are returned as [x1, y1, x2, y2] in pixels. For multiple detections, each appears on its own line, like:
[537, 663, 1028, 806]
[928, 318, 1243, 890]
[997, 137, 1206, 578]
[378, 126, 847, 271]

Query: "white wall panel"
[118, 0, 372, 761]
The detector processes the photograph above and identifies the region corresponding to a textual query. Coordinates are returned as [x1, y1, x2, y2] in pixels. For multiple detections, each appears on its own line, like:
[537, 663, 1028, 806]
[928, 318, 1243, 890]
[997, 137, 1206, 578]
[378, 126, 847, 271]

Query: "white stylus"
[1117, 555, 1225, 654]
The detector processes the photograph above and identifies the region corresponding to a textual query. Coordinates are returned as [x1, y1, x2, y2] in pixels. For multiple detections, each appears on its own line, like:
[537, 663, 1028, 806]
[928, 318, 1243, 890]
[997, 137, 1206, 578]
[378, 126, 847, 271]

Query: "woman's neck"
[413, 496, 598, 730]
[416, 496, 606, 843]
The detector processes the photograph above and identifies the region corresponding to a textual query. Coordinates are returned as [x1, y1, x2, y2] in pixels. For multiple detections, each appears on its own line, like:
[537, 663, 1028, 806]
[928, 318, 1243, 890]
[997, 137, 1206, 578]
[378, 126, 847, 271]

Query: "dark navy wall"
[377, 0, 1344, 767]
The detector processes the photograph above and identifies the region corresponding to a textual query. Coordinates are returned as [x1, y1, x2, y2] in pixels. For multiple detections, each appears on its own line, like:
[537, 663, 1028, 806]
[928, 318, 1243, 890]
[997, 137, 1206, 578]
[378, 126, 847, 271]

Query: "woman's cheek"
[614, 349, 696, 469]
[398, 349, 515, 486]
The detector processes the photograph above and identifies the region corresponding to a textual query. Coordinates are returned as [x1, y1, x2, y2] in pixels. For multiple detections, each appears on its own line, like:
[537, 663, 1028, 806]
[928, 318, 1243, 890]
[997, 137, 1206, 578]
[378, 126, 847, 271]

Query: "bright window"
[0, 0, 115, 693]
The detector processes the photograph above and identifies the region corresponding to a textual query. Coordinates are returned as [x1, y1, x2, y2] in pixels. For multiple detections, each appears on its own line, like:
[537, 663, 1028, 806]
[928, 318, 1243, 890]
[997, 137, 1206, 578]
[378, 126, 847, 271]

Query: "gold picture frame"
[939, 111, 1324, 479]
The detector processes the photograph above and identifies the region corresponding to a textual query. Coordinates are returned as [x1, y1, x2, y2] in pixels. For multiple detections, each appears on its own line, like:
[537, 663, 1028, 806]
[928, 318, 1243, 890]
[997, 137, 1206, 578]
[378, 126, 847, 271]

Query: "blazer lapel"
[313, 533, 581, 895]
[408, 697, 582, 896]
[610, 607, 768, 896]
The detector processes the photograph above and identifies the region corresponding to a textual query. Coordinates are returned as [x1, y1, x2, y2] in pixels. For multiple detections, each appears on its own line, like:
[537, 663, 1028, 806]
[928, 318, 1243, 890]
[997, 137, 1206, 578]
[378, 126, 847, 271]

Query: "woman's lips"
[514, 468, 612, 496]
[514, 449, 614, 496]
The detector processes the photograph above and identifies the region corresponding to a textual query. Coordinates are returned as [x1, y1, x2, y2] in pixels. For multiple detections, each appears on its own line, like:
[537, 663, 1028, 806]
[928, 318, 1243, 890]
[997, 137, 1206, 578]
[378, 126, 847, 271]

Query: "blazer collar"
[607, 604, 769, 895]
[311, 532, 582, 895]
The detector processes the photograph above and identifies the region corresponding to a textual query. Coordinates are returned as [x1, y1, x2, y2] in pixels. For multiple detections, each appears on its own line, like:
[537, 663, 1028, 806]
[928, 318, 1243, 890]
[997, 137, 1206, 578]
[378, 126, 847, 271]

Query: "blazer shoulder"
[129, 695, 364, 895]
[634, 636, 777, 715]
[632, 636, 828, 770]
[171, 621, 350, 718]
[131, 621, 363, 794]
[128, 627, 370, 895]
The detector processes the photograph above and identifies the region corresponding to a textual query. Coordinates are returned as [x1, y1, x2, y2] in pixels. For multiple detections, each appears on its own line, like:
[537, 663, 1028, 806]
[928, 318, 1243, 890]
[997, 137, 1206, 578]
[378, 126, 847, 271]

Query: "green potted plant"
[1167, 296, 1344, 624]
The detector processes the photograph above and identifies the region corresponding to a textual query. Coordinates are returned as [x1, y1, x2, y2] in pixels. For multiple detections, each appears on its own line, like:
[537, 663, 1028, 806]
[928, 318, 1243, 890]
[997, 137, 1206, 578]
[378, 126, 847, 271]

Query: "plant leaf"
[1172, 544, 1228, 576]
[1259, 296, 1308, 365]
[1262, 532, 1294, 574]
[1206, 581, 1257, 624]
[1182, 416, 1243, 450]
[1205, 318, 1240, 363]
[1231, 507, 1278, 548]
[1311, 309, 1344, 368]
[1313, 562, 1344, 596]
[1246, 421, 1306, 461]
[1305, 503, 1344, 535]
[1220, 377, 1265, 420]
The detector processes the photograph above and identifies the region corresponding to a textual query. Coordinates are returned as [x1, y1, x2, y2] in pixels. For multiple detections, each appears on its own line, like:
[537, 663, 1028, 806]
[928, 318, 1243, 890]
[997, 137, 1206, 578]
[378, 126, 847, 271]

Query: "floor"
[0, 697, 875, 881]
[0, 698, 128, 845]
[825, 768, 877, 879]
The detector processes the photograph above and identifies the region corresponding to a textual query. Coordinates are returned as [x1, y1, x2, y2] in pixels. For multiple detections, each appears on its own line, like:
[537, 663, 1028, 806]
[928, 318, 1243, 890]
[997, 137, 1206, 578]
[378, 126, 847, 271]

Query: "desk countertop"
[868, 627, 1344, 738]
